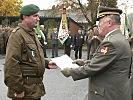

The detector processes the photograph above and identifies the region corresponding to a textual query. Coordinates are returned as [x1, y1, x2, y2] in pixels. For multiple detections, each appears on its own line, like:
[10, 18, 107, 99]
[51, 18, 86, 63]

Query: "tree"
[56, 0, 117, 26]
[0, 0, 22, 16]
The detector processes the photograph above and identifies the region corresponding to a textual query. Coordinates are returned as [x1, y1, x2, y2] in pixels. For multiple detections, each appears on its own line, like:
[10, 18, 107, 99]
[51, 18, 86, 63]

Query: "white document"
[51, 55, 79, 70]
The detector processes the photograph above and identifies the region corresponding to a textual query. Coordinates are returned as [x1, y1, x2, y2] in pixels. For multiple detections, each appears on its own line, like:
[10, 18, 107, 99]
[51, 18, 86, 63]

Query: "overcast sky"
[22, 0, 57, 10]
[22, 0, 89, 10]
[22, 0, 133, 13]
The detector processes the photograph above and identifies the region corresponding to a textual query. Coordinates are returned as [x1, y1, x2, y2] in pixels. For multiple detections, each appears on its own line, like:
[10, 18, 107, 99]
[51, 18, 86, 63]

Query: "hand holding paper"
[48, 61, 58, 69]
[51, 55, 79, 70]
[73, 59, 86, 66]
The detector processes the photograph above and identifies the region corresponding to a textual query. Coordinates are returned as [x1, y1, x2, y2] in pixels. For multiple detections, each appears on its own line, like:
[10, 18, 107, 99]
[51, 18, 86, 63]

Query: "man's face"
[88, 29, 93, 33]
[40, 27, 44, 31]
[24, 13, 40, 28]
[78, 29, 82, 34]
[93, 27, 98, 33]
[98, 16, 111, 36]
[53, 28, 57, 33]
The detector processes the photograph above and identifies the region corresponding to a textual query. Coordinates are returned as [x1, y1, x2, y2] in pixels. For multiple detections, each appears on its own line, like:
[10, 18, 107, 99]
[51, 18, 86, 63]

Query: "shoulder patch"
[100, 46, 108, 55]
[12, 27, 20, 33]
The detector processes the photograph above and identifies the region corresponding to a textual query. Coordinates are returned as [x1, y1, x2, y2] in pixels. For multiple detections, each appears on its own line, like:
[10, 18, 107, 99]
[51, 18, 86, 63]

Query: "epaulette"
[12, 27, 20, 33]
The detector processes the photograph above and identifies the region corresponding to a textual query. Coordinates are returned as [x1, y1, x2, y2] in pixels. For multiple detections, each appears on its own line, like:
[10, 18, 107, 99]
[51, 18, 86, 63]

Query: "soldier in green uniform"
[61, 6, 132, 100]
[86, 26, 103, 60]
[4, 4, 57, 100]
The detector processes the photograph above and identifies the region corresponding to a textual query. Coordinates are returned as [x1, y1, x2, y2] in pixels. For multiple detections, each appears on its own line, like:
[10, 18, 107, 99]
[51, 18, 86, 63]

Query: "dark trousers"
[52, 44, 58, 57]
[75, 46, 82, 59]
[87, 44, 91, 60]
[12, 98, 41, 100]
[43, 44, 47, 57]
[64, 46, 71, 56]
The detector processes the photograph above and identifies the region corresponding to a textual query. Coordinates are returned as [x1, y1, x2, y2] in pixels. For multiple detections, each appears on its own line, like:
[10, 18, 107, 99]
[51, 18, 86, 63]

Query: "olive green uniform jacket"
[4, 23, 49, 99]
[66, 29, 132, 100]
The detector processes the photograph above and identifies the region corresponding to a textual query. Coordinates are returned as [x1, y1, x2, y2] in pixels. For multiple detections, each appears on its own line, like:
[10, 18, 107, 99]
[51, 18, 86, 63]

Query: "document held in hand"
[51, 55, 79, 70]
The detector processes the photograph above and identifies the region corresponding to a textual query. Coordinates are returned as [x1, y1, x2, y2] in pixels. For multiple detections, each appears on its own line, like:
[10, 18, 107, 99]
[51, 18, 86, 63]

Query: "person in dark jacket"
[64, 30, 73, 56]
[74, 28, 84, 59]
[86, 27, 93, 60]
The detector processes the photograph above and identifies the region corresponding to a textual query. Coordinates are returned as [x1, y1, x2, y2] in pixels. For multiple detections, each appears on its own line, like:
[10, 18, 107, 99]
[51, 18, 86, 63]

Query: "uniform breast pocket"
[27, 43, 38, 62]
[22, 42, 38, 62]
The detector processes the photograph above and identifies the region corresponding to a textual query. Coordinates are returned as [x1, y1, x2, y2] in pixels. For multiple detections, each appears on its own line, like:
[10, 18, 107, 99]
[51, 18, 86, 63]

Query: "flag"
[35, 22, 47, 45]
[58, 19, 69, 44]
[58, 6, 69, 44]
[125, 14, 129, 33]
[120, 13, 129, 39]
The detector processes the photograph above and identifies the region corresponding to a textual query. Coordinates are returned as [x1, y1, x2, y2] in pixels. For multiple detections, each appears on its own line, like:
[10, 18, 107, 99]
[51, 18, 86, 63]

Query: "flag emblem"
[100, 46, 108, 55]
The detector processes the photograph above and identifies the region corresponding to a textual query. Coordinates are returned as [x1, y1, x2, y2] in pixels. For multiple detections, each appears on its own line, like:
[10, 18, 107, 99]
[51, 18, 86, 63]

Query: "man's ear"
[108, 20, 113, 27]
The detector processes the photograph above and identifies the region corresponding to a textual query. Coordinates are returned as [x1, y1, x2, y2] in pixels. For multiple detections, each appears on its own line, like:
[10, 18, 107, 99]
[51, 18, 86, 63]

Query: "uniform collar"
[105, 28, 119, 38]
[18, 23, 35, 36]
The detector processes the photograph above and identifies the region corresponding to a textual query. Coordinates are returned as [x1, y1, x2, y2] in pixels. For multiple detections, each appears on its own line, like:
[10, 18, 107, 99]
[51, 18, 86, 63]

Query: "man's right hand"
[14, 91, 25, 98]
[61, 68, 71, 77]
[73, 59, 85, 66]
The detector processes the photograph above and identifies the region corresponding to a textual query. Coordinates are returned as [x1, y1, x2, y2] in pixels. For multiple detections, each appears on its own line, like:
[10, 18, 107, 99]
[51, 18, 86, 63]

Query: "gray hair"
[107, 15, 121, 25]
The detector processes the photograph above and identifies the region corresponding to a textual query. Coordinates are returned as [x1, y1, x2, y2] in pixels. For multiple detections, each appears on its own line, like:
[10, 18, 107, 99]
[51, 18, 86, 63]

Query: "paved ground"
[0, 49, 88, 100]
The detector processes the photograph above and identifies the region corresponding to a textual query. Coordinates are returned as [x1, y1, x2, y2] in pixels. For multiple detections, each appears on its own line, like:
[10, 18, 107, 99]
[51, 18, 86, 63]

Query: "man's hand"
[48, 61, 58, 69]
[14, 91, 25, 98]
[61, 68, 71, 77]
[73, 59, 85, 66]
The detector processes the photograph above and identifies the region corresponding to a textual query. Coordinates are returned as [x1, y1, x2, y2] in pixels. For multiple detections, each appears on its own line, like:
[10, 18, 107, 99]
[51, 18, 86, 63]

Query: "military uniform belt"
[23, 76, 43, 85]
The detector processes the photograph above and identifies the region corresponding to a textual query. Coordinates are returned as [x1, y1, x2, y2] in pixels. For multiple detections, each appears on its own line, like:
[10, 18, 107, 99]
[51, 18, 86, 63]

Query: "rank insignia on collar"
[100, 46, 108, 55]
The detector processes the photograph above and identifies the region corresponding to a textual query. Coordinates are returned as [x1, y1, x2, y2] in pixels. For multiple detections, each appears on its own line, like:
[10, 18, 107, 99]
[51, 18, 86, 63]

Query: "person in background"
[64, 30, 73, 56]
[51, 27, 58, 58]
[74, 28, 84, 59]
[4, 4, 57, 100]
[0, 28, 5, 55]
[40, 25, 48, 58]
[61, 6, 132, 100]
[86, 27, 93, 60]
[87, 25, 103, 60]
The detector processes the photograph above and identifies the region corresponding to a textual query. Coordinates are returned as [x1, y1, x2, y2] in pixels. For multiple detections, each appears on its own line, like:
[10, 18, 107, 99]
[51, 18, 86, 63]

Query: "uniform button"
[94, 91, 98, 94]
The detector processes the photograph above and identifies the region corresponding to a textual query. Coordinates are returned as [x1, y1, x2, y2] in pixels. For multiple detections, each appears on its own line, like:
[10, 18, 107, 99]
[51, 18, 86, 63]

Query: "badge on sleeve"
[100, 46, 108, 55]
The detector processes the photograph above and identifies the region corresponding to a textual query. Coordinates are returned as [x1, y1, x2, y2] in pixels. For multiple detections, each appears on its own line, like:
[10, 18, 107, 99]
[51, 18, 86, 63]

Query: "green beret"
[97, 6, 122, 21]
[19, 4, 40, 15]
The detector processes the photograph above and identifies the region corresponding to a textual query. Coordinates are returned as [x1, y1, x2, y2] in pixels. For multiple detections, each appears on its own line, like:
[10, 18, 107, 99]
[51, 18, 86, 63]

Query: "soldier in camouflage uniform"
[4, 4, 57, 100]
